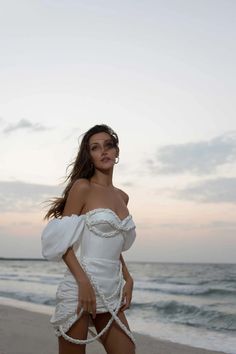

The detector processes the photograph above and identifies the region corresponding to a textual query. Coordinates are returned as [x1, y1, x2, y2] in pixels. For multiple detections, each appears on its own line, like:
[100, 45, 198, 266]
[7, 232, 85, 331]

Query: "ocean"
[0, 259, 235, 354]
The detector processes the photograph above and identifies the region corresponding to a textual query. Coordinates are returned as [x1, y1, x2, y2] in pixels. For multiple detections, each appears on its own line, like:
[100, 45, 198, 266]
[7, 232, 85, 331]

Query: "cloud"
[207, 221, 236, 229]
[0, 180, 62, 213]
[147, 131, 236, 175]
[158, 220, 236, 230]
[120, 181, 135, 187]
[3, 118, 49, 134]
[0, 178, 135, 214]
[173, 177, 236, 203]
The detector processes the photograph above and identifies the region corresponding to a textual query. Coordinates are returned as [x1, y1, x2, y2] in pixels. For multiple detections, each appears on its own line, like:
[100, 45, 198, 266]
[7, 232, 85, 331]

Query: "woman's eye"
[106, 142, 114, 148]
[91, 142, 114, 151]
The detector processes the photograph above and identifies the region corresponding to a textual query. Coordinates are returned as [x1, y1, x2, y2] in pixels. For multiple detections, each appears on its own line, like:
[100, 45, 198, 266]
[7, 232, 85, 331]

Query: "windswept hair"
[43, 124, 119, 220]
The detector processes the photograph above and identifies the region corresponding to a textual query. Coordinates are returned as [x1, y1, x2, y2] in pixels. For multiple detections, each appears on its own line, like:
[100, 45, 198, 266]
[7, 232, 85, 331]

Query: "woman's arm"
[61, 178, 89, 282]
[62, 246, 96, 318]
[120, 253, 134, 311]
[117, 189, 134, 310]
[119, 189, 132, 282]
[62, 246, 88, 283]
[120, 253, 133, 281]
[61, 179, 96, 318]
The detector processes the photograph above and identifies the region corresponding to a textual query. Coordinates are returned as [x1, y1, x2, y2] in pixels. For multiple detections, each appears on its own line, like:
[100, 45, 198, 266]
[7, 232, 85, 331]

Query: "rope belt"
[58, 260, 135, 345]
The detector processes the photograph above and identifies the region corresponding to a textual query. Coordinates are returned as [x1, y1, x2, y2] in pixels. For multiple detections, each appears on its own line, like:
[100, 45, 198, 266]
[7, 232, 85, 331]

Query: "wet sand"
[0, 304, 226, 354]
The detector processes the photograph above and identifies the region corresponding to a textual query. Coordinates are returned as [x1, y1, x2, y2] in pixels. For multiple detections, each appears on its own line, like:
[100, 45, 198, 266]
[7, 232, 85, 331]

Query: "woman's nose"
[101, 146, 108, 153]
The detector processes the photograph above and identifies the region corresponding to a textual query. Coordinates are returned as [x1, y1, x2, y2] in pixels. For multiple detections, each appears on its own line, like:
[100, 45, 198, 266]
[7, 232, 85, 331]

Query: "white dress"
[41, 208, 136, 345]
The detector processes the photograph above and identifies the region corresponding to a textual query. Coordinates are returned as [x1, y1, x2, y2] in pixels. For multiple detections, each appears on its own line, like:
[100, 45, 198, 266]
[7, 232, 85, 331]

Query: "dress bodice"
[78, 208, 136, 261]
[41, 208, 136, 262]
[84, 208, 134, 237]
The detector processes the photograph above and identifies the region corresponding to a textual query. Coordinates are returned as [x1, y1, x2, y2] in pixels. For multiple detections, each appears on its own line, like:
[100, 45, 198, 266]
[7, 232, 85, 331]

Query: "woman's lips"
[101, 157, 111, 162]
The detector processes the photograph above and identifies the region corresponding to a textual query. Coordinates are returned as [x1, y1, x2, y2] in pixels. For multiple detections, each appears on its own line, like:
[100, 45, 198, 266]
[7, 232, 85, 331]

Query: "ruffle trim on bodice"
[85, 208, 135, 238]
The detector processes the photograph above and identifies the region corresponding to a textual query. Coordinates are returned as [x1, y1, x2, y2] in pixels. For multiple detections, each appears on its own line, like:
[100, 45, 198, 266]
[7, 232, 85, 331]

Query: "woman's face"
[88, 132, 118, 169]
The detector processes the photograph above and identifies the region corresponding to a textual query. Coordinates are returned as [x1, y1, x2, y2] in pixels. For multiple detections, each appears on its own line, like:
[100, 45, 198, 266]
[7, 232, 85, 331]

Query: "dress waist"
[64, 255, 120, 273]
[56, 256, 123, 316]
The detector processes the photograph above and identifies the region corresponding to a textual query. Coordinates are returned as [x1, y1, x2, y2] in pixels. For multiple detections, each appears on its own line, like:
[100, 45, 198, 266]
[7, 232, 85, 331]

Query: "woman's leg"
[92, 310, 135, 354]
[58, 312, 90, 354]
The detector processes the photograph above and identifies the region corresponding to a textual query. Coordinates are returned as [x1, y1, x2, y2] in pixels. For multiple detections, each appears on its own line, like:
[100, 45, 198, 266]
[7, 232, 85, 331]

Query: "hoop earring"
[115, 156, 119, 164]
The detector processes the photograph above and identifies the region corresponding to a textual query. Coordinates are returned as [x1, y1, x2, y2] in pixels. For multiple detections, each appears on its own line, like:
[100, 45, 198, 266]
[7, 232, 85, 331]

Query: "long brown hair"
[43, 124, 119, 220]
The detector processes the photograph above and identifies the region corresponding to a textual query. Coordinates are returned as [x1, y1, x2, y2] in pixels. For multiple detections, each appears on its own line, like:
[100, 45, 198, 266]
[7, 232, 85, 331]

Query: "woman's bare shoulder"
[115, 187, 129, 205]
[62, 179, 90, 216]
[71, 178, 90, 191]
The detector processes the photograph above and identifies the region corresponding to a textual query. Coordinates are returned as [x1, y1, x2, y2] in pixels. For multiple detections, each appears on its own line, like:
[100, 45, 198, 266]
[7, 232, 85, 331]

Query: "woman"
[41, 124, 136, 354]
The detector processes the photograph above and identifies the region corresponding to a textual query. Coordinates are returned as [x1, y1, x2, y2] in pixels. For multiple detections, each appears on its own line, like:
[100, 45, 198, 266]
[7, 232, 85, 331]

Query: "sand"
[0, 304, 226, 354]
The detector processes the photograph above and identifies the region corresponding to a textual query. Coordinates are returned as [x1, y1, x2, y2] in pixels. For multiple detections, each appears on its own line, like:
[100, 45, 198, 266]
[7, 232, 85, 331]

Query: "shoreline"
[0, 301, 227, 354]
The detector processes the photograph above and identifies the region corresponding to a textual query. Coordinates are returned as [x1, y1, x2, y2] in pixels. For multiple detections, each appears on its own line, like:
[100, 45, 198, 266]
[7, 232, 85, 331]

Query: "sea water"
[0, 259, 235, 353]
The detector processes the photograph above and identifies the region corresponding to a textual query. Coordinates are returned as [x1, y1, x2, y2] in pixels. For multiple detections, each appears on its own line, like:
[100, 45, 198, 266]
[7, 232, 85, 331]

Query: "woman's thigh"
[58, 313, 90, 354]
[92, 310, 135, 354]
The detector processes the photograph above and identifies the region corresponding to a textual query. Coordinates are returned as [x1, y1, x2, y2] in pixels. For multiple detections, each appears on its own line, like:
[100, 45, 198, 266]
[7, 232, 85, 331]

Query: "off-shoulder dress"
[41, 208, 136, 345]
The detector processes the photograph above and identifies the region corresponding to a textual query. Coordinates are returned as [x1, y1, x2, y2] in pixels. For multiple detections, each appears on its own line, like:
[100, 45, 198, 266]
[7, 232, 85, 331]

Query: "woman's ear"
[116, 146, 120, 156]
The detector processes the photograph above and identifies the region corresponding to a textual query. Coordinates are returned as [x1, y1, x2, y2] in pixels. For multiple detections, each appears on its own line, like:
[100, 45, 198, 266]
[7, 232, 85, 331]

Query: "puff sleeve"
[122, 227, 136, 252]
[41, 214, 85, 261]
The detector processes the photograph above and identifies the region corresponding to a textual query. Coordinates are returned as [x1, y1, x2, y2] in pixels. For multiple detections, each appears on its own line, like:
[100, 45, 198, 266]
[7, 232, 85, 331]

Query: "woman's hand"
[77, 277, 97, 319]
[120, 276, 134, 311]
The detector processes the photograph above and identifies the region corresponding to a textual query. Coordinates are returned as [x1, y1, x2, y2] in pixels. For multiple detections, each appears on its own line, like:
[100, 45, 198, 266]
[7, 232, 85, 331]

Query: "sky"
[0, 0, 236, 263]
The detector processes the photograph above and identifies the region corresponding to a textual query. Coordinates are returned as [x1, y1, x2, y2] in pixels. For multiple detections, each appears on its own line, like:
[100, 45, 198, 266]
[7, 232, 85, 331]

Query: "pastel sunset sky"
[1, 0, 235, 262]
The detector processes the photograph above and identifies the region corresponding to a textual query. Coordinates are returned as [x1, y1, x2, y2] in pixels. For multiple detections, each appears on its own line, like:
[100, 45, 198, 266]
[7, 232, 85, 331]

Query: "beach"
[0, 304, 226, 354]
[1, 260, 236, 353]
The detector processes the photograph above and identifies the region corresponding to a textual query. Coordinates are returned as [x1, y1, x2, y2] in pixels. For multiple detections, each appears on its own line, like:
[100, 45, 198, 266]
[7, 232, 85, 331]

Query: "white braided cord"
[58, 260, 135, 345]
[56, 263, 122, 338]
[82, 261, 136, 344]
